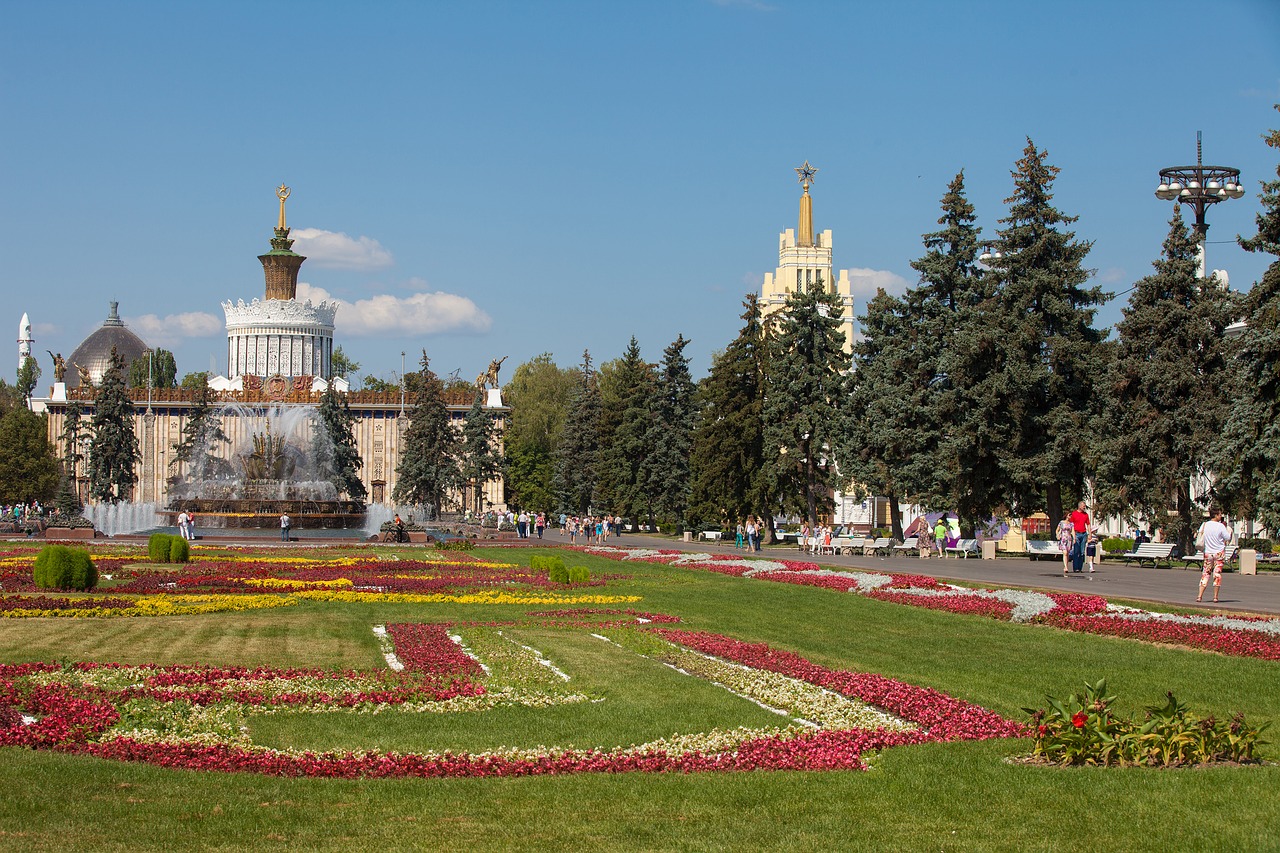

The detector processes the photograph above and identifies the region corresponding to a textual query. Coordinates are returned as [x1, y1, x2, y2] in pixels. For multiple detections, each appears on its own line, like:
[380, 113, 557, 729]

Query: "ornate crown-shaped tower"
[259, 184, 306, 300]
[222, 185, 338, 379]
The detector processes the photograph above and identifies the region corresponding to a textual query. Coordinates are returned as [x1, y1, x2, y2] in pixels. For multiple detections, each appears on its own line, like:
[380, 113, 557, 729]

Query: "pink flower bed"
[654, 629, 1025, 742]
[865, 591, 1016, 621]
[1041, 613, 1280, 661]
[755, 571, 859, 592]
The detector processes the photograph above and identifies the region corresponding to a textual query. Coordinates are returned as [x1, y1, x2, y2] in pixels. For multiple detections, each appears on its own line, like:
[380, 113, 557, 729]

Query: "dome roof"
[65, 302, 150, 389]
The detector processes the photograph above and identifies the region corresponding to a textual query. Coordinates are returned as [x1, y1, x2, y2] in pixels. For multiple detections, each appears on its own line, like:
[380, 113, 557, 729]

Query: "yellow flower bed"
[239, 577, 355, 590]
[0, 594, 296, 619]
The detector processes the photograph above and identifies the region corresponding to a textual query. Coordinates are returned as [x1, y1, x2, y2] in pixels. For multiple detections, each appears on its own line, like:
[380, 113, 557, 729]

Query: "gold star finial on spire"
[276, 184, 291, 230]
[795, 161, 818, 191]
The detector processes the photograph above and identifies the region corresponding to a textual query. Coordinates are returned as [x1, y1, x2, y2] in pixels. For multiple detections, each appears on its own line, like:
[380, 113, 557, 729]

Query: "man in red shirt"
[1068, 501, 1091, 573]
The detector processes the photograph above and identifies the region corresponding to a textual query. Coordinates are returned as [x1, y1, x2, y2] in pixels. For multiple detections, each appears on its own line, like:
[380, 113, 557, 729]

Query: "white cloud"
[845, 267, 912, 298]
[297, 282, 491, 337]
[289, 228, 394, 270]
[1098, 267, 1127, 284]
[124, 312, 223, 348]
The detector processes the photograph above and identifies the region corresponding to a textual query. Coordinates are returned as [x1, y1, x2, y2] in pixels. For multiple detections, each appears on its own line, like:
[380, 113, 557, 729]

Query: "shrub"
[168, 535, 190, 563]
[32, 545, 97, 591]
[549, 563, 570, 584]
[1024, 679, 1270, 767]
[1240, 538, 1273, 555]
[148, 533, 171, 563]
[435, 538, 473, 552]
[568, 565, 590, 584]
[1101, 537, 1133, 554]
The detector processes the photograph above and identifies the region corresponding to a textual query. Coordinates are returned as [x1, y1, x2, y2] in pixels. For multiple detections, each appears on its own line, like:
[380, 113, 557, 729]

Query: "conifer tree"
[0, 406, 60, 504]
[763, 280, 850, 527]
[87, 347, 139, 504]
[644, 333, 696, 529]
[596, 338, 657, 524]
[553, 350, 601, 515]
[688, 294, 770, 531]
[1099, 208, 1238, 551]
[392, 350, 462, 517]
[502, 354, 575, 511]
[313, 383, 367, 502]
[172, 383, 231, 482]
[460, 390, 502, 515]
[1212, 104, 1280, 529]
[978, 140, 1106, 527]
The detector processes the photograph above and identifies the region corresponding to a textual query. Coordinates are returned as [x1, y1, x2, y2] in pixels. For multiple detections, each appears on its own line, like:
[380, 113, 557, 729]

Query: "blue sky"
[4, 0, 1278, 386]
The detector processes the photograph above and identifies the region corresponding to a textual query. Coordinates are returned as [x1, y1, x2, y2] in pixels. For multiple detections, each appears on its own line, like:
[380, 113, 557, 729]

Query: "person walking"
[934, 517, 948, 559]
[1056, 516, 1074, 577]
[1196, 508, 1233, 604]
[280, 513, 291, 542]
[1068, 501, 1091, 573]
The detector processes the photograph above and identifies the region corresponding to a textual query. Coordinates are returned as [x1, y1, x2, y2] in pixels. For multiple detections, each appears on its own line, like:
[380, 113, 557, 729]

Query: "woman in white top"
[1195, 508, 1232, 604]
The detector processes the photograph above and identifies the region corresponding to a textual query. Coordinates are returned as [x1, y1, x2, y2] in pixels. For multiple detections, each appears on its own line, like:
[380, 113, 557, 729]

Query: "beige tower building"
[760, 162, 856, 353]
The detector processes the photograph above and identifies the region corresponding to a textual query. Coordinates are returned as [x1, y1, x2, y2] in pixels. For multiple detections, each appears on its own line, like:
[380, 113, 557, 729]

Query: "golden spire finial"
[795, 162, 816, 247]
[276, 184, 291, 230]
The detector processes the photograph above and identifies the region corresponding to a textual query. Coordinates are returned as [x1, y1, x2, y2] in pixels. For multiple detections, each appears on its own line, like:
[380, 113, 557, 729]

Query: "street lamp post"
[400, 351, 406, 414]
[1154, 131, 1245, 279]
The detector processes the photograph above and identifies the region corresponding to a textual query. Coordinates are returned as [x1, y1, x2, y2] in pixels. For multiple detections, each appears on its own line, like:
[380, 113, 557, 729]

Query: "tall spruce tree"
[980, 139, 1106, 527]
[688, 294, 770, 532]
[392, 350, 462, 517]
[553, 350, 601, 515]
[844, 288, 915, 538]
[1211, 104, 1280, 529]
[596, 338, 658, 524]
[313, 383, 367, 502]
[763, 280, 850, 527]
[0, 406, 60, 504]
[643, 333, 696, 529]
[172, 383, 230, 482]
[1099, 208, 1238, 552]
[87, 347, 139, 503]
[460, 390, 502, 515]
[502, 354, 575, 511]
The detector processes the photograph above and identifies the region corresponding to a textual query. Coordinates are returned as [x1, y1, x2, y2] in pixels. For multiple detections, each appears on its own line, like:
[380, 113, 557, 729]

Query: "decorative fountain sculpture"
[165, 408, 366, 530]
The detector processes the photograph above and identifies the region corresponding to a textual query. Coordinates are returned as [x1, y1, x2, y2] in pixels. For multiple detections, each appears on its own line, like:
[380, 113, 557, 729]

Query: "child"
[1085, 531, 1100, 573]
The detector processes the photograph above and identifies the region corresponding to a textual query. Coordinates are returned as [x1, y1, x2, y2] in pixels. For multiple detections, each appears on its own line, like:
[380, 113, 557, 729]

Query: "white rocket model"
[18, 312, 33, 371]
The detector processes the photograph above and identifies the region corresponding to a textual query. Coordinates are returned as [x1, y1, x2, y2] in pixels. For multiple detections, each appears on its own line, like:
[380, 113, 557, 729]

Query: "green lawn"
[1, 544, 1277, 851]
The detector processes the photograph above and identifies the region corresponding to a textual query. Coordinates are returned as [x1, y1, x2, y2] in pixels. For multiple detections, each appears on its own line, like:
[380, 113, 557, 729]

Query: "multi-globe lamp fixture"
[1154, 131, 1244, 278]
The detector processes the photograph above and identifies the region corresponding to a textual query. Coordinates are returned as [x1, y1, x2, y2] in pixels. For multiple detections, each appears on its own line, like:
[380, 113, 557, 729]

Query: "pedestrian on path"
[1069, 502, 1091, 573]
[280, 513, 291, 542]
[1056, 517, 1074, 577]
[1196, 508, 1232, 604]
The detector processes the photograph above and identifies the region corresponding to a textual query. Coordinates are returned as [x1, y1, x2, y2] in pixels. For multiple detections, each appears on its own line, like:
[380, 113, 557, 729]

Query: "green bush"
[1240, 538, 1273, 555]
[168, 536, 190, 563]
[568, 565, 590, 584]
[32, 545, 97, 591]
[549, 563, 570, 584]
[1024, 679, 1270, 767]
[148, 533, 170, 563]
[1102, 537, 1133, 554]
[435, 538, 474, 552]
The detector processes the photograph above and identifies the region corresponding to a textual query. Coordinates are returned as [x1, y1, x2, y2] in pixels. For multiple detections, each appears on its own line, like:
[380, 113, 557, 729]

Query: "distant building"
[759, 162, 856, 353]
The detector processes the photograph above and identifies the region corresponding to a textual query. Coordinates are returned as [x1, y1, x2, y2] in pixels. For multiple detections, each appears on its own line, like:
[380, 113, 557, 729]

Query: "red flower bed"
[865, 591, 1016, 621]
[1040, 613, 1280, 661]
[756, 571, 859, 592]
[386, 623, 484, 676]
[1044, 593, 1108, 615]
[0, 595, 136, 613]
[654, 629, 1025, 741]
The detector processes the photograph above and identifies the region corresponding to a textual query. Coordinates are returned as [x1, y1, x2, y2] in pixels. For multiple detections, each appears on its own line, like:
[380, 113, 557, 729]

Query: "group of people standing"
[1056, 501, 1098, 575]
[733, 516, 764, 551]
[562, 514, 623, 543]
[514, 510, 546, 539]
[175, 510, 197, 541]
[917, 515, 961, 559]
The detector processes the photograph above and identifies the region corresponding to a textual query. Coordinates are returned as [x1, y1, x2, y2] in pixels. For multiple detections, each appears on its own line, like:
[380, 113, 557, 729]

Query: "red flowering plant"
[1023, 678, 1270, 767]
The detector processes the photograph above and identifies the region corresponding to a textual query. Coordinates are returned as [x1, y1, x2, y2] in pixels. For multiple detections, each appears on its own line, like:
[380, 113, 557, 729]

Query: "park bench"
[1121, 542, 1177, 569]
[1025, 540, 1064, 561]
[893, 537, 920, 555]
[865, 537, 893, 556]
[945, 538, 980, 558]
[832, 536, 865, 555]
[699, 530, 723, 543]
[1181, 544, 1237, 571]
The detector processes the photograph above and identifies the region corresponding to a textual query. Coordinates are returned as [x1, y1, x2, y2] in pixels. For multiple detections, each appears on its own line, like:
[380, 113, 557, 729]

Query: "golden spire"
[276, 183, 291, 230]
[795, 161, 817, 247]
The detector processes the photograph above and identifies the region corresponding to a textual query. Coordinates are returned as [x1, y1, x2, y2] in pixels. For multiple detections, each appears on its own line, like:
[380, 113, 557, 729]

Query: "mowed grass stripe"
[248, 627, 790, 753]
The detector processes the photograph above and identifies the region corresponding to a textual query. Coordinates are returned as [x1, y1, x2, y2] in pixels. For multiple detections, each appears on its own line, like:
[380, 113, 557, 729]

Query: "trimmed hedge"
[148, 533, 190, 564]
[1240, 538, 1274, 555]
[32, 545, 97, 591]
[568, 565, 590, 584]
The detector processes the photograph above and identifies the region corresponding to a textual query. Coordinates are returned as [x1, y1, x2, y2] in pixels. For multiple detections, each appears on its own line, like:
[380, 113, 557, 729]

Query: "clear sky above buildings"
[4, 1, 1279, 385]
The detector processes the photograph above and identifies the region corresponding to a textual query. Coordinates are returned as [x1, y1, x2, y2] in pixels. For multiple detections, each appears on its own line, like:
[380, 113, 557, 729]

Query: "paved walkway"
[613, 534, 1280, 616]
